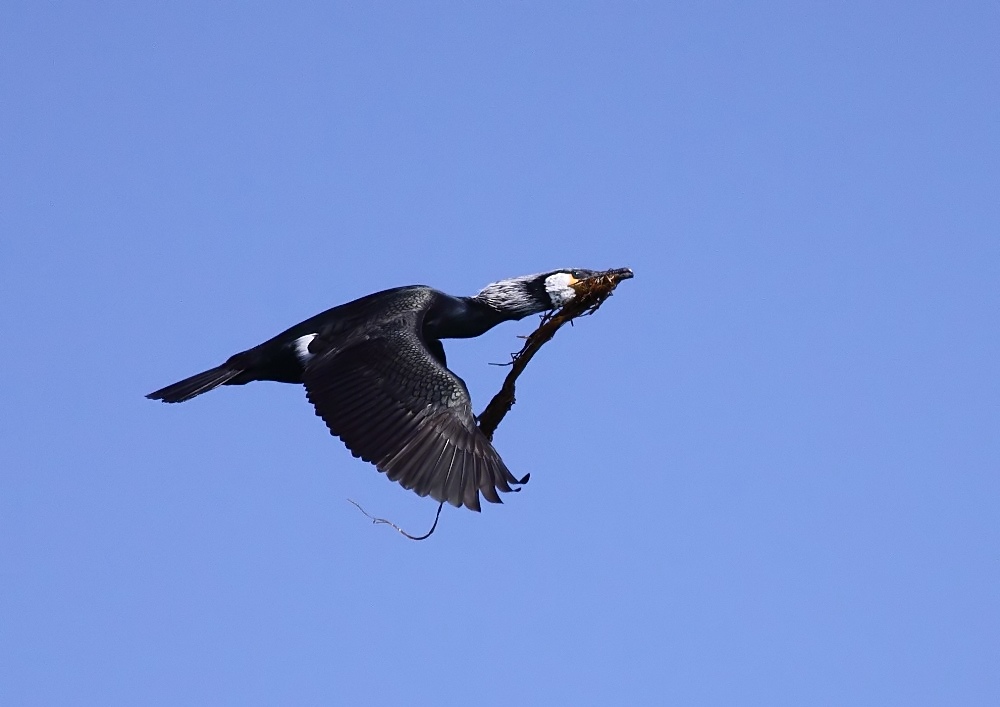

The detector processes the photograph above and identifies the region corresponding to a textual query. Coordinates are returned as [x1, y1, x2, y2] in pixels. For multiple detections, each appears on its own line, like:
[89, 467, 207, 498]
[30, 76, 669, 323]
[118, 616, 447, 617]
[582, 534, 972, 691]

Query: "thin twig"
[348, 498, 445, 541]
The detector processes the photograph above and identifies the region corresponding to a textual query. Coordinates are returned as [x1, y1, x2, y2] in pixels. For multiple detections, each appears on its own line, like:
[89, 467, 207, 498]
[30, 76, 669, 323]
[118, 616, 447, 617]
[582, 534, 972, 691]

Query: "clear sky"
[2, 2, 998, 704]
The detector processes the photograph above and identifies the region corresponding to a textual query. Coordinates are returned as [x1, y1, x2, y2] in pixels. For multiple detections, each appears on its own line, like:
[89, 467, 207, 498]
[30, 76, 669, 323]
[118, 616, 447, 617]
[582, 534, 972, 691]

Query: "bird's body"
[148, 270, 600, 511]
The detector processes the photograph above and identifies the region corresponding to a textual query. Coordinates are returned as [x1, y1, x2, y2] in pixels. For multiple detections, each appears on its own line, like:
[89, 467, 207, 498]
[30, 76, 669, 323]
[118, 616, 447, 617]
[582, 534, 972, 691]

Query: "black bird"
[148, 269, 603, 511]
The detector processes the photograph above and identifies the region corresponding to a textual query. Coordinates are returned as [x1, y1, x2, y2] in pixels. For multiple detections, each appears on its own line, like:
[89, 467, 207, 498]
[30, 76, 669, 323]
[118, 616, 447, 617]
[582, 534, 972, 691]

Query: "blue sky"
[2, 2, 998, 704]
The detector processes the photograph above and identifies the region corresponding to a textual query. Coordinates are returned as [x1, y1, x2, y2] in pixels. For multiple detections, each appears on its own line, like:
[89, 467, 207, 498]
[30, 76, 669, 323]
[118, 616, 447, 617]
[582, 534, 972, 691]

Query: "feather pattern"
[301, 293, 524, 511]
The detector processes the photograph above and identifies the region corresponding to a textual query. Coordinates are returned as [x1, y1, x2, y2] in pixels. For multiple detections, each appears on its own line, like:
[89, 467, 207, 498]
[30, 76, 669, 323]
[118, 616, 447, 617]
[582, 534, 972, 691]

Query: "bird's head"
[473, 268, 607, 317]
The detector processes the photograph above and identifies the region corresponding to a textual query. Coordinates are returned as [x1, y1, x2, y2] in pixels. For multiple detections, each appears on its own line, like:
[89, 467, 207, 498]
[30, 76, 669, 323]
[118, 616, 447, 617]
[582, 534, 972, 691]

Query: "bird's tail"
[146, 364, 244, 403]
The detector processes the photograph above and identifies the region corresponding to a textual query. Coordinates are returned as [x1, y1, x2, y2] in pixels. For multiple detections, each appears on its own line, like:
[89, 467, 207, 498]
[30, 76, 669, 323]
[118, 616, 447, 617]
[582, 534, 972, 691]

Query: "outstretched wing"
[301, 316, 525, 511]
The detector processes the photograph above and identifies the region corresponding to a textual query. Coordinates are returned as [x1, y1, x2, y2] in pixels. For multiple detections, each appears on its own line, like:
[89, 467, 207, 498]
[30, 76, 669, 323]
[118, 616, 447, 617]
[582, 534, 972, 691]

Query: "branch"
[351, 266, 634, 540]
[476, 267, 634, 439]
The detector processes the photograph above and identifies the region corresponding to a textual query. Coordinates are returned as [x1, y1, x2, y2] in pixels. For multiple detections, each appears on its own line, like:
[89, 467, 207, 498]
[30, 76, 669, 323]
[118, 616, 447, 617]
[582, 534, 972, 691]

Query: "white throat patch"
[544, 272, 577, 308]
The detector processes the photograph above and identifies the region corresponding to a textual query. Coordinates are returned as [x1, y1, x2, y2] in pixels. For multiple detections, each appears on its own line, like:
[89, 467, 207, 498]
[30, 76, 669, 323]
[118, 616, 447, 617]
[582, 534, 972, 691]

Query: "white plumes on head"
[474, 272, 549, 315]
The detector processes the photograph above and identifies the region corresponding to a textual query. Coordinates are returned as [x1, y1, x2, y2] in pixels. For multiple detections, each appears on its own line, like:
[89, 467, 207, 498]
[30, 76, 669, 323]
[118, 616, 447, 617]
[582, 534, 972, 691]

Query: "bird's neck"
[424, 295, 543, 340]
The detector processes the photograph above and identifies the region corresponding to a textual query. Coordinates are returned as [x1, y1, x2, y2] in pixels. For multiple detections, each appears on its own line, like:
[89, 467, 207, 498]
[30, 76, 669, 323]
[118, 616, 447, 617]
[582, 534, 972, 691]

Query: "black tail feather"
[147, 365, 243, 403]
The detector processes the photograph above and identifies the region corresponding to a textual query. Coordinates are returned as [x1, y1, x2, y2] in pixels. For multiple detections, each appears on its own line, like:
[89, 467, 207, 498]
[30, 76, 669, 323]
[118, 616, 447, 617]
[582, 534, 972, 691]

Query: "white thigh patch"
[294, 334, 317, 363]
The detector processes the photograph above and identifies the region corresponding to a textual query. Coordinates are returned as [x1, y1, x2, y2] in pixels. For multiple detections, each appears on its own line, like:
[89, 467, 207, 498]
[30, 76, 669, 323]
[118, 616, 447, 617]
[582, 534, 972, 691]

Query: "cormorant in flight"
[148, 269, 600, 511]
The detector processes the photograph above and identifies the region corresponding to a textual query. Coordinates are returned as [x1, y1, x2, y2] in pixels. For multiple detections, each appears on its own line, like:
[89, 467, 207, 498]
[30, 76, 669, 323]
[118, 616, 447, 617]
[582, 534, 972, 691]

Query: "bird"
[147, 269, 603, 512]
